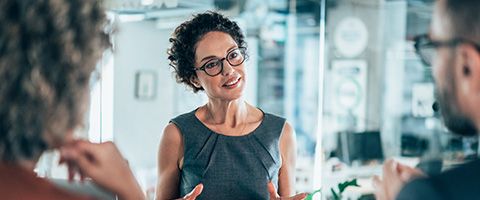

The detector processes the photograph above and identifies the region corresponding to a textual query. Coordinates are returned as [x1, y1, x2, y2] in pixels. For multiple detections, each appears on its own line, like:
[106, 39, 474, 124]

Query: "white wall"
[112, 19, 257, 171]
[113, 20, 175, 169]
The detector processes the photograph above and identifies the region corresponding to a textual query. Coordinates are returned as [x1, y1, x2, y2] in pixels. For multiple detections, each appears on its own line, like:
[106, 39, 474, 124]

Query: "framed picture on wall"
[135, 71, 157, 100]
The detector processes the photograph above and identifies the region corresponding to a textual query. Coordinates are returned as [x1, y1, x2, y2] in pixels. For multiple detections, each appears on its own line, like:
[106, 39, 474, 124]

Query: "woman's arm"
[156, 123, 183, 200]
[278, 122, 297, 197]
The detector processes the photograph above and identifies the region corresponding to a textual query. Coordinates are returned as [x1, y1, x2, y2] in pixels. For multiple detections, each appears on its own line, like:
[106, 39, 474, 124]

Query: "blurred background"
[34, 0, 479, 199]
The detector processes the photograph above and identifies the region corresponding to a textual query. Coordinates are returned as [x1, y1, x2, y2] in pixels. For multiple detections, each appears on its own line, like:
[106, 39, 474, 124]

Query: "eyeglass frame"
[194, 47, 247, 77]
[414, 34, 480, 66]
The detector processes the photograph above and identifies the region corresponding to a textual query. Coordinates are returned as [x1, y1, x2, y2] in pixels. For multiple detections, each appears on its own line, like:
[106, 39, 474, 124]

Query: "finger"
[75, 141, 118, 164]
[72, 140, 98, 155]
[383, 159, 401, 181]
[398, 164, 425, 176]
[372, 175, 386, 200]
[286, 192, 308, 200]
[400, 167, 425, 181]
[69, 149, 98, 178]
[67, 161, 75, 181]
[395, 162, 426, 183]
[61, 144, 97, 181]
[383, 159, 396, 173]
[267, 181, 280, 199]
[411, 168, 425, 177]
[374, 190, 387, 200]
[397, 163, 419, 175]
[372, 175, 382, 189]
[59, 147, 73, 164]
[64, 139, 83, 146]
[58, 156, 65, 165]
[61, 148, 83, 181]
[79, 170, 86, 182]
[184, 183, 203, 200]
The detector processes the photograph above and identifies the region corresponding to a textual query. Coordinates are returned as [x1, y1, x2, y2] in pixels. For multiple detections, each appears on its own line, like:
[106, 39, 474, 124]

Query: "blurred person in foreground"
[0, 0, 144, 199]
[373, 0, 480, 199]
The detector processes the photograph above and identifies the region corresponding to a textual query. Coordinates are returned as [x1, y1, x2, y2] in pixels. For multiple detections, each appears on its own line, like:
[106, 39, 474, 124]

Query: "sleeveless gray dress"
[170, 109, 285, 200]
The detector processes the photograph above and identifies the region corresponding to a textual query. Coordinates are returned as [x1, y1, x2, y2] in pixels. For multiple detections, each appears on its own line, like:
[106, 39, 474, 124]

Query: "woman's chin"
[224, 87, 245, 100]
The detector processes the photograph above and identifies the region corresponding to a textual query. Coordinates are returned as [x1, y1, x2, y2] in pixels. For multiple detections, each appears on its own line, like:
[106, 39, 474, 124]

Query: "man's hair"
[167, 11, 247, 92]
[0, 0, 110, 162]
[443, 0, 480, 43]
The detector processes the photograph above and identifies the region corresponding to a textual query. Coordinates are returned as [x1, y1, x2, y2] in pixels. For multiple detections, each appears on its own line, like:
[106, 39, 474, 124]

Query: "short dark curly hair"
[0, 0, 111, 162]
[168, 11, 247, 92]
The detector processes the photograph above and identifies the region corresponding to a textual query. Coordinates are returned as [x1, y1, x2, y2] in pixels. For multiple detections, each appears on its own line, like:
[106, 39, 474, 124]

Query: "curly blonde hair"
[0, 0, 111, 162]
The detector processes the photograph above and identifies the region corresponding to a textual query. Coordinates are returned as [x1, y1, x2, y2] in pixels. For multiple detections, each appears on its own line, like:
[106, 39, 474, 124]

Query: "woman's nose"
[222, 60, 235, 76]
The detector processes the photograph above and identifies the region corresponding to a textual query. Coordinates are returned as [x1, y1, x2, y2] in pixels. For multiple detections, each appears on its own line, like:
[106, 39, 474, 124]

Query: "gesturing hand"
[372, 159, 425, 200]
[176, 184, 203, 200]
[267, 182, 307, 200]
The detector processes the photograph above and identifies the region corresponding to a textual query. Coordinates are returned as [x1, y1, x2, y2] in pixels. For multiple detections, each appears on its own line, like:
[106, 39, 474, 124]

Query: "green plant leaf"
[331, 188, 340, 200]
[305, 188, 322, 200]
[304, 179, 360, 200]
[338, 179, 360, 193]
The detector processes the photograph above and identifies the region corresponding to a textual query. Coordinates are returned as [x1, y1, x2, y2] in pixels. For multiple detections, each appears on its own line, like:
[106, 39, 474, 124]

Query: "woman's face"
[192, 31, 246, 101]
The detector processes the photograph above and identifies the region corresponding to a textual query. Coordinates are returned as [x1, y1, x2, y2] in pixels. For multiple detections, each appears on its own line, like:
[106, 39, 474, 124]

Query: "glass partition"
[34, 0, 478, 199]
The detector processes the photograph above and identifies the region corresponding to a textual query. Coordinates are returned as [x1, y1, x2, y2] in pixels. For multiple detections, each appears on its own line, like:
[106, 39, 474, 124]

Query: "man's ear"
[460, 44, 480, 92]
[456, 44, 480, 120]
[189, 76, 202, 89]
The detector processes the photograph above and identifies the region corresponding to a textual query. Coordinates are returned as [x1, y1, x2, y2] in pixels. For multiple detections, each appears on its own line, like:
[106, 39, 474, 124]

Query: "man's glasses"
[414, 34, 480, 66]
[195, 47, 247, 77]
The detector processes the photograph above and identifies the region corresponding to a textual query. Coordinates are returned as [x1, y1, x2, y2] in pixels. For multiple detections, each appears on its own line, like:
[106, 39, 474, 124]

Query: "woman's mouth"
[223, 77, 241, 88]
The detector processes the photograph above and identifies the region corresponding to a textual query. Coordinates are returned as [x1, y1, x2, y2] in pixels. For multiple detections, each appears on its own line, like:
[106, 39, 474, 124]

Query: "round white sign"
[334, 17, 369, 58]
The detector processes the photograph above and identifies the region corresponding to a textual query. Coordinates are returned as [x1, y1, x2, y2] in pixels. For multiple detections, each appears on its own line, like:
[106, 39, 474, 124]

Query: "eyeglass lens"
[203, 48, 245, 76]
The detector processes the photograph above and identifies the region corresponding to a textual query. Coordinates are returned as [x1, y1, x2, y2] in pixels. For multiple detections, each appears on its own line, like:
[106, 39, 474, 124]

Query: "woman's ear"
[189, 76, 202, 89]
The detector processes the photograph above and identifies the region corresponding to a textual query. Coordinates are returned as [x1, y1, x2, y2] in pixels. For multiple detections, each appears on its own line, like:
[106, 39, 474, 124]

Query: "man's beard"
[435, 57, 478, 136]
[437, 91, 477, 136]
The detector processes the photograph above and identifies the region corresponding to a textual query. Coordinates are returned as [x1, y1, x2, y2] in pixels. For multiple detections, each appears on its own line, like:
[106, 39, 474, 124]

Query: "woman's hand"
[59, 140, 145, 200]
[175, 184, 203, 200]
[268, 182, 307, 200]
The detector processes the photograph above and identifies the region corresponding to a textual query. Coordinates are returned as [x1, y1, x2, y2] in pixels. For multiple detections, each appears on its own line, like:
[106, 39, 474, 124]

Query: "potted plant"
[305, 179, 360, 200]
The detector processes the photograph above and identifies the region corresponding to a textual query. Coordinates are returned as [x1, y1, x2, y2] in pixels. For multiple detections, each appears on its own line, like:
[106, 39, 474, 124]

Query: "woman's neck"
[204, 99, 248, 127]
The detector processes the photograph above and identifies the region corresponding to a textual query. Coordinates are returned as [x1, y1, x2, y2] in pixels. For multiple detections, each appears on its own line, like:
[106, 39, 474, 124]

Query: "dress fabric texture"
[171, 109, 285, 200]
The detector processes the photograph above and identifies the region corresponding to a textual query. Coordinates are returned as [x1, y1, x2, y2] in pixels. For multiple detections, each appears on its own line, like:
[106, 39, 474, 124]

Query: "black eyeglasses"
[414, 34, 480, 66]
[194, 47, 247, 77]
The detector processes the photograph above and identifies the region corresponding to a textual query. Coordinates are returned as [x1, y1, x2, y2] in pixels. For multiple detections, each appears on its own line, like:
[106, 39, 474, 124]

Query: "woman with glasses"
[156, 11, 306, 200]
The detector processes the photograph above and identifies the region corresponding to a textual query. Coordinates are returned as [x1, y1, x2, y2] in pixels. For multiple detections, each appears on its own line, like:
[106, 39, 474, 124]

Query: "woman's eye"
[229, 52, 238, 59]
[205, 61, 218, 69]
